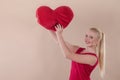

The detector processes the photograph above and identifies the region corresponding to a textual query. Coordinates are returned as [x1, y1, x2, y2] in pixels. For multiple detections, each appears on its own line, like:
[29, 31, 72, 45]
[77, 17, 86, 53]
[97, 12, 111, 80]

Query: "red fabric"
[36, 6, 74, 31]
[69, 47, 98, 80]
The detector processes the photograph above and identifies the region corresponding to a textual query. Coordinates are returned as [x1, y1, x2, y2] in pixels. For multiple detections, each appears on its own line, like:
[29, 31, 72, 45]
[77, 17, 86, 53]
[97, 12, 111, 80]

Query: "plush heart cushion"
[36, 6, 74, 31]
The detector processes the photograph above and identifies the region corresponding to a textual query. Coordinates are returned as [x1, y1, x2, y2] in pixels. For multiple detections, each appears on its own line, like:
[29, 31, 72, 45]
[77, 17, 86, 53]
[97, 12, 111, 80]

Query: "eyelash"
[85, 35, 93, 39]
[90, 36, 93, 39]
[85, 35, 88, 37]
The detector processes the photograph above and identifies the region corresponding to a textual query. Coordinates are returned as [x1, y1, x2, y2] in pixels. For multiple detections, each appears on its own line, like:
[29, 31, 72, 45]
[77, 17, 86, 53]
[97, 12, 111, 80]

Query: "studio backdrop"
[0, 0, 120, 80]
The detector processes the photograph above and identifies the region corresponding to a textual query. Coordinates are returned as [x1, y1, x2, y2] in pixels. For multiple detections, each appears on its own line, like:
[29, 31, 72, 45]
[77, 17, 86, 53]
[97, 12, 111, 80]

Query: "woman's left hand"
[55, 24, 63, 35]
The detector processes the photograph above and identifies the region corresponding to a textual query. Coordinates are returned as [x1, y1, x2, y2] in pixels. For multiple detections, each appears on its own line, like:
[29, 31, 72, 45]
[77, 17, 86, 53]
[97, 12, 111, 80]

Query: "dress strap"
[75, 47, 85, 53]
[80, 53, 98, 58]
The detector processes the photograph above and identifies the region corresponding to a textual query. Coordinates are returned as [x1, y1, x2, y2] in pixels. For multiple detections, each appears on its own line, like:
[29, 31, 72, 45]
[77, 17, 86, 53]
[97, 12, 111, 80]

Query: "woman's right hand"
[55, 24, 63, 36]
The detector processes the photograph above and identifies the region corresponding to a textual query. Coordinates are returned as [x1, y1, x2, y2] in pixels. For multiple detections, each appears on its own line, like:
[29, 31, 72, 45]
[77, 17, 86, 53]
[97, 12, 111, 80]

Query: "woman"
[48, 24, 105, 80]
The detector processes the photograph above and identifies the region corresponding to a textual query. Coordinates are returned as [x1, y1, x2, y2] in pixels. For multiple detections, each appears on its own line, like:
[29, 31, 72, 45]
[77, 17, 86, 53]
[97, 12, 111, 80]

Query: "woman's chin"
[86, 44, 92, 47]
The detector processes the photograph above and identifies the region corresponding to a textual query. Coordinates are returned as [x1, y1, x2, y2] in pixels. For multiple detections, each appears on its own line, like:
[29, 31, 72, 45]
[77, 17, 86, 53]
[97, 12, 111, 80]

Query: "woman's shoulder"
[74, 46, 85, 53]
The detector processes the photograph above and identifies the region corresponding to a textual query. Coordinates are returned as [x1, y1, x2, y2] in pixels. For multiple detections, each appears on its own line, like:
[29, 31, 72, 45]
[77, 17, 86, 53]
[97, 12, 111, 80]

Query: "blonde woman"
[49, 24, 105, 80]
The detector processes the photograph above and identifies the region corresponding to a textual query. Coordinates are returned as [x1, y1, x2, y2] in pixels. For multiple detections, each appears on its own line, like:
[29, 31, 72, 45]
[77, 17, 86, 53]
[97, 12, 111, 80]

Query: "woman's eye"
[85, 35, 88, 37]
[90, 36, 93, 39]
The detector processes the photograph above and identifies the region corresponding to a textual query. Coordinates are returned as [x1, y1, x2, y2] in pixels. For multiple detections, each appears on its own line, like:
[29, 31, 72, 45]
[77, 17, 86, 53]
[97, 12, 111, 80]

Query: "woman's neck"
[85, 46, 96, 53]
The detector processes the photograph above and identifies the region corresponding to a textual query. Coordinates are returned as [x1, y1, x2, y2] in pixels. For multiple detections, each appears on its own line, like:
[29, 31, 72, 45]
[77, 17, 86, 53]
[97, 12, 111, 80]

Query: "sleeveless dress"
[69, 47, 98, 80]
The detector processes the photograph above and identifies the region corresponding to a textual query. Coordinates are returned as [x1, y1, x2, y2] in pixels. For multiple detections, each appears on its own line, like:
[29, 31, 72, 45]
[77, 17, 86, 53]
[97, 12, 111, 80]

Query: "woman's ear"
[96, 38, 100, 46]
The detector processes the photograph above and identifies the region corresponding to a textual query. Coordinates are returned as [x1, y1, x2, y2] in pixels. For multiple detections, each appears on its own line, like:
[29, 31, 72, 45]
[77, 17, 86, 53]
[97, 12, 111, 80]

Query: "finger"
[55, 26, 57, 30]
[58, 24, 60, 30]
[61, 26, 63, 30]
[56, 24, 58, 29]
[58, 24, 61, 27]
[61, 25, 63, 29]
[60, 24, 62, 29]
[58, 24, 61, 29]
[58, 24, 60, 29]
[59, 24, 62, 28]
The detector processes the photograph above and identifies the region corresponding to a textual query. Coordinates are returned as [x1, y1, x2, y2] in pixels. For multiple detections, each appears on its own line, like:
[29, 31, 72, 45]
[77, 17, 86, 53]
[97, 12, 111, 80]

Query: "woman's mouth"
[85, 41, 90, 44]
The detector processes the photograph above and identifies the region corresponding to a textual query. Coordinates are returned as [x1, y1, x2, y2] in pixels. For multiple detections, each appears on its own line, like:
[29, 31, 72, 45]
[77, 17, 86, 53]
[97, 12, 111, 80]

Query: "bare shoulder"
[65, 41, 80, 53]
[72, 45, 80, 53]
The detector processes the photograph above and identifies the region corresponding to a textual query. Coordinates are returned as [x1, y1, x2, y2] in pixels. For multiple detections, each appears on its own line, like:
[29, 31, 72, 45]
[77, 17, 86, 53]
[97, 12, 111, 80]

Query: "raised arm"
[48, 30, 79, 53]
[55, 24, 97, 66]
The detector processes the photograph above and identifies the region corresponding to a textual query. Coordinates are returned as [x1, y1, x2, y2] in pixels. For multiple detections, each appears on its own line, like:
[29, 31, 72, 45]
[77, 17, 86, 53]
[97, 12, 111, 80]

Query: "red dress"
[69, 47, 98, 80]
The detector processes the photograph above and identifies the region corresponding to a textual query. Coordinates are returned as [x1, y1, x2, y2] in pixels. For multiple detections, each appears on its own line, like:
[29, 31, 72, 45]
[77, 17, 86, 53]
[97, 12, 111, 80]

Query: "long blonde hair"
[90, 28, 106, 78]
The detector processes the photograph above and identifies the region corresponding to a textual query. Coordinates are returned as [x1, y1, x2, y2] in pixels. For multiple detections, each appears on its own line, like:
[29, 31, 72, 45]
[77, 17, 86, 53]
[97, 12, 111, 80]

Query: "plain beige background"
[0, 0, 120, 80]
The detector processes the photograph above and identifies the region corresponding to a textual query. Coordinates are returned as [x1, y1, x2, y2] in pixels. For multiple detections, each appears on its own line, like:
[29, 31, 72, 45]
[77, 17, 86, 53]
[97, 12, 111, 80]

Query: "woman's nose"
[85, 37, 89, 41]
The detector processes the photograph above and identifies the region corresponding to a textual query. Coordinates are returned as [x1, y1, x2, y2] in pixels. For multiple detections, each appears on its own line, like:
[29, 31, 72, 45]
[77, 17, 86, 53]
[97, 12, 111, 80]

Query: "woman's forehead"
[86, 30, 98, 37]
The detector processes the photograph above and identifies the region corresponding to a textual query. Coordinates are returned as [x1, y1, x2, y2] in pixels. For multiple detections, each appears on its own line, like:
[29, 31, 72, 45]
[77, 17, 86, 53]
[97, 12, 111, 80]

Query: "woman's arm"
[48, 30, 58, 43]
[48, 30, 79, 53]
[55, 24, 97, 66]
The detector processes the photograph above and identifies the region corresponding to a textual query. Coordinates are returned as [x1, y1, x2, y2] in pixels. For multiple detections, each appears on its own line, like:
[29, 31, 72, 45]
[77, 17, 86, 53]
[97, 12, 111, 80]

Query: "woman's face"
[85, 30, 99, 47]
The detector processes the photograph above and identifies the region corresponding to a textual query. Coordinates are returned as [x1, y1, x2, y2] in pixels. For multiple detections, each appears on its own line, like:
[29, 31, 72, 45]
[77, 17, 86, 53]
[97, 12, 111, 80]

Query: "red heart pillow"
[36, 6, 74, 31]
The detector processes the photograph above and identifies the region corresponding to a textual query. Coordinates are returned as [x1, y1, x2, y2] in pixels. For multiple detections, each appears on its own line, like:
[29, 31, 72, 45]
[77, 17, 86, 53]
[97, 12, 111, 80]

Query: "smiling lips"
[85, 40, 91, 44]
